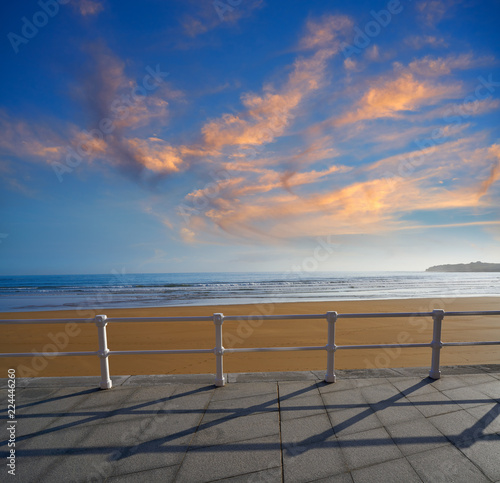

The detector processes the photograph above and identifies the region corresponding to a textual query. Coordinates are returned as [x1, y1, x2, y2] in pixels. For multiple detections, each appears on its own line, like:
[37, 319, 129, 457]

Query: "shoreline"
[2, 296, 499, 377]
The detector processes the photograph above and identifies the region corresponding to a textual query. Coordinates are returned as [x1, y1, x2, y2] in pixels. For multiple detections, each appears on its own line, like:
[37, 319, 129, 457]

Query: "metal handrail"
[1, 309, 499, 388]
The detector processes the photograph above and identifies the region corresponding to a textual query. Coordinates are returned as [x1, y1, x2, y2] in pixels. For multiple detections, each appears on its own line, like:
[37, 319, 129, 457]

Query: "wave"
[1, 272, 499, 312]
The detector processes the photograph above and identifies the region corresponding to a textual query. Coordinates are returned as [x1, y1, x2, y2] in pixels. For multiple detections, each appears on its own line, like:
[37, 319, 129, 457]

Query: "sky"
[0, 0, 499, 275]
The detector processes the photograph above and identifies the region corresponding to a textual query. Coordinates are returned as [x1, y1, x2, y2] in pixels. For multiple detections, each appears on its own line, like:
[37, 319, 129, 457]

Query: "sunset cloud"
[335, 71, 462, 125]
[408, 54, 493, 76]
[202, 15, 351, 151]
[2, 3, 498, 270]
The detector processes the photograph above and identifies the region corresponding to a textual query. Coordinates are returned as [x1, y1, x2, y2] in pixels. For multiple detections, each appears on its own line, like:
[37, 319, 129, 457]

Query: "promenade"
[1, 365, 500, 482]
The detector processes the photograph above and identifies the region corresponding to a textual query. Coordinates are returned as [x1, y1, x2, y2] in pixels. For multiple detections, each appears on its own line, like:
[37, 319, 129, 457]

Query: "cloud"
[76, 0, 104, 16]
[178, 132, 500, 244]
[335, 71, 462, 126]
[0, 43, 193, 180]
[405, 35, 448, 49]
[0, 111, 66, 161]
[202, 51, 334, 149]
[299, 15, 352, 50]
[408, 54, 494, 76]
[181, 0, 264, 38]
[202, 15, 352, 151]
[477, 144, 500, 198]
[415, 0, 458, 27]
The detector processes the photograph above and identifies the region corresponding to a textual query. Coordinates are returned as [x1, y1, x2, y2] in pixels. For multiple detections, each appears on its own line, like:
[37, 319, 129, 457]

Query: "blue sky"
[0, 0, 499, 275]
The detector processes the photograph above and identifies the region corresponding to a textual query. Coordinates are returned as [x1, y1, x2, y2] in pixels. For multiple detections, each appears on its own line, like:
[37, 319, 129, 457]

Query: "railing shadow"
[0, 378, 498, 463]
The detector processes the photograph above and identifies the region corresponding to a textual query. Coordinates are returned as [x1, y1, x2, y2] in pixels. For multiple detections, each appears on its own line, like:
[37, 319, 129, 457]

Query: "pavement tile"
[387, 376, 437, 397]
[428, 375, 471, 391]
[320, 388, 368, 410]
[315, 379, 357, 394]
[473, 381, 500, 400]
[428, 409, 487, 447]
[441, 386, 493, 409]
[408, 391, 462, 417]
[283, 438, 349, 482]
[351, 457, 422, 483]
[107, 464, 179, 482]
[360, 383, 402, 405]
[385, 418, 449, 455]
[202, 393, 278, 422]
[2, 370, 500, 483]
[211, 382, 277, 401]
[457, 433, 500, 481]
[191, 411, 279, 448]
[13, 387, 97, 437]
[25, 452, 119, 482]
[281, 413, 334, 447]
[175, 434, 281, 483]
[337, 427, 403, 470]
[407, 444, 490, 483]
[278, 381, 320, 398]
[465, 402, 500, 435]
[328, 406, 383, 437]
[280, 393, 327, 421]
[458, 373, 500, 386]
[216, 466, 282, 482]
[309, 472, 353, 483]
[103, 411, 203, 477]
[371, 396, 424, 427]
[351, 377, 392, 388]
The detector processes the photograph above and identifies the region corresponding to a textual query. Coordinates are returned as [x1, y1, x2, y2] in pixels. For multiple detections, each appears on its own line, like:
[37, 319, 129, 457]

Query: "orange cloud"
[124, 138, 184, 174]
[335, 72, 462, 125]
[201, 51, 329, 148]
[299, 15, 352, 50]
[408, 54, 493, 76]
[179, 135, 500, 243]
[202, 15, 350, 150]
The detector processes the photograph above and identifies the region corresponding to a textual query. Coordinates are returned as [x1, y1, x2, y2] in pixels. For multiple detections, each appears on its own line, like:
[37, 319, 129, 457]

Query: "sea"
[0, 271, 499, 312]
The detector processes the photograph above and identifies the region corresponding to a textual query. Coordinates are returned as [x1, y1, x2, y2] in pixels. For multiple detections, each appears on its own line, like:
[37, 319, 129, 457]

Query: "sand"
[1, 297, 499, 378]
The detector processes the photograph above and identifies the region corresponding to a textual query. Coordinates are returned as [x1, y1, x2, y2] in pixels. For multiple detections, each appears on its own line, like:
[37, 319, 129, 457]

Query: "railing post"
[325, 311, 337, 383]
[429, 309, 444, 380]
[95, 315, 112, 389]
[213, 313, 226, 387]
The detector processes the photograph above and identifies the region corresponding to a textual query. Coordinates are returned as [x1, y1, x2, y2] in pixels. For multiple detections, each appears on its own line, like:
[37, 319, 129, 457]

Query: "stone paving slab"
[0, 365, 499, 482]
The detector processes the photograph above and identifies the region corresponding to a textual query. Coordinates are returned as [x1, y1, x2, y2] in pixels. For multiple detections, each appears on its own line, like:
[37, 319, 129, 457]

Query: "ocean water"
[0, 271, 499, 313]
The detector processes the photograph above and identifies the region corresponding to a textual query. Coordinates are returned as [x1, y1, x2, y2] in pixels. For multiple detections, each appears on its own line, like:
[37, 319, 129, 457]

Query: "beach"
[1, 297, 499, 378]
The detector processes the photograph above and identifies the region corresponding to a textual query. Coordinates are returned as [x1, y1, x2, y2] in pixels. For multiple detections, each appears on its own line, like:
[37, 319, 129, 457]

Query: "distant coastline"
[426, 262, 500, 272]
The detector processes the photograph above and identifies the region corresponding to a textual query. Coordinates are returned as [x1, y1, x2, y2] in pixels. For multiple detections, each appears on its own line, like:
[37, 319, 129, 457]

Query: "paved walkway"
[1, 365, 500, 482]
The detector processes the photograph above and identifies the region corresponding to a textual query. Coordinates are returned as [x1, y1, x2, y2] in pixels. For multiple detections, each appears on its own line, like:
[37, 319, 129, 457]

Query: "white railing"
[1, 309, 499, 389]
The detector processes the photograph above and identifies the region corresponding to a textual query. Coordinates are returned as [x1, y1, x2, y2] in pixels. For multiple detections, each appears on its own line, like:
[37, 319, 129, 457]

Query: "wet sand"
[1, 297, 499, 378]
